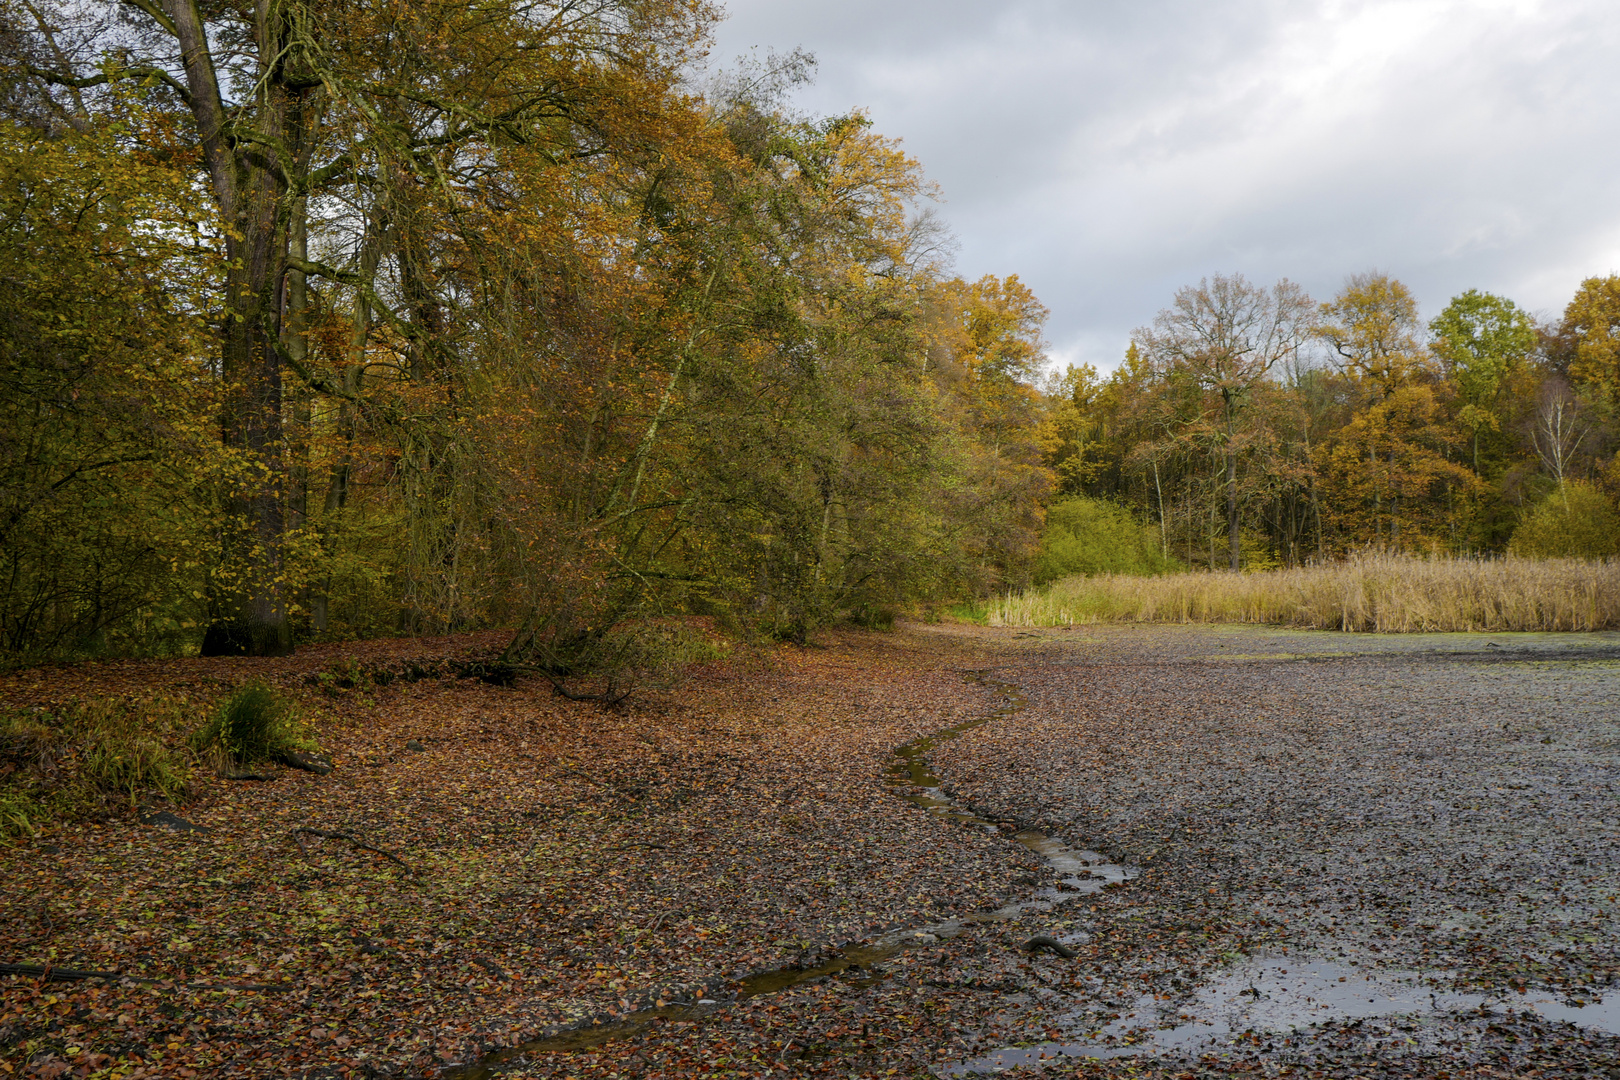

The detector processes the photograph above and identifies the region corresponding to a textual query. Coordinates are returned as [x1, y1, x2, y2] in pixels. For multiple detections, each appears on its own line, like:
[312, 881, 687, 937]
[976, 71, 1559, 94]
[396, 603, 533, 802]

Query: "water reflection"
[944, 953, 1620, 1075]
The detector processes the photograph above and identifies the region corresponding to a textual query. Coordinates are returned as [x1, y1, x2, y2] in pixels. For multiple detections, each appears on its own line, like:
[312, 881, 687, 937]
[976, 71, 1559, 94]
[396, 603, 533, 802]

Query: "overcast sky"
[706, 0, 1620, 373]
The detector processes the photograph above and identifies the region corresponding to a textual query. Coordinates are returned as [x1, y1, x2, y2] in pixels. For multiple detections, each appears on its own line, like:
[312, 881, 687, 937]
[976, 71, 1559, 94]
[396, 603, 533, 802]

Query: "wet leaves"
[930, 625, 1620, 1077]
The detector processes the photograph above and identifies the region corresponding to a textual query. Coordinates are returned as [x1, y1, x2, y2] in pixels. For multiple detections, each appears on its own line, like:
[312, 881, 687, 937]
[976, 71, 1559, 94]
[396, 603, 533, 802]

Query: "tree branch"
[160, 0, 235, 217]
[285, 256, 422, 347]
[22, 63, 194, 109]
[118, 0, 179, 38]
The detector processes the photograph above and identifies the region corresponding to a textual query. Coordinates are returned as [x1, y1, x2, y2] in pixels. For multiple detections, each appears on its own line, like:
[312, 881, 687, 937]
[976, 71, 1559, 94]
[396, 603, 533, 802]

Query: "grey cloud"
[711, 1, 1620, 369]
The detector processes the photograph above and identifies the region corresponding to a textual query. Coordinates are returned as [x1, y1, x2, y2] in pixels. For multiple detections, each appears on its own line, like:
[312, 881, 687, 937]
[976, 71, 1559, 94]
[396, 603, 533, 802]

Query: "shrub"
[191, 682, 307, 764]
[1510, 483, 1620, 559]
[1035, 497, 1177, 584]
[847, 603, 899, 631]
[508, 617, 732, 703]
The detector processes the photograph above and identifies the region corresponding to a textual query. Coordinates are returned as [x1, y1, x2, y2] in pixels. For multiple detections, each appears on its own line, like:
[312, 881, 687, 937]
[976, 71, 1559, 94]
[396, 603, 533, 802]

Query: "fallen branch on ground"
[221, 768, 279, 781]
[0, 962, 121, 982]
[1023, 935, 1078, 958]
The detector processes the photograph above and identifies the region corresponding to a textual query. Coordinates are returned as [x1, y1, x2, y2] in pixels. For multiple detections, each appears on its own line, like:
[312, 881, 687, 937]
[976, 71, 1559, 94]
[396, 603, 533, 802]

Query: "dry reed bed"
[992, 554, 1620, 632]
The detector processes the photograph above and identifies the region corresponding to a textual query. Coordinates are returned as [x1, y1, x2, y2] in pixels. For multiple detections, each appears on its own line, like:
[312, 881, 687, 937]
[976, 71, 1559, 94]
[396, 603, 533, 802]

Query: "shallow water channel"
[446, 673, 1132, 1078]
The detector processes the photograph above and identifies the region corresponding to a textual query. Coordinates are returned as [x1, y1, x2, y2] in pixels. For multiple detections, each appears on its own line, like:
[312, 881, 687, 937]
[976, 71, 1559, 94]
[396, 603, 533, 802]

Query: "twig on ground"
[221, 768, 280, 781]
[0, 962, 291, 992]
[290, 827, 414, 875]
[642, 910, 680, 937]
[0, 962, 120, 983]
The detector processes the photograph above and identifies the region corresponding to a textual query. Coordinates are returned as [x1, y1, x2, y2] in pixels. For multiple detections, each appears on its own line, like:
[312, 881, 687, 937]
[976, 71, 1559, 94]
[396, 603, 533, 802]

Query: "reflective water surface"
[944, 953, 1620, 1074]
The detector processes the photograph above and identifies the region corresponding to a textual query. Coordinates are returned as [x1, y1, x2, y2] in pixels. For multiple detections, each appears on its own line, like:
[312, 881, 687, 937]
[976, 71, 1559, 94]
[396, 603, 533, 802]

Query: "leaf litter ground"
[3, 623, 1619, 1079]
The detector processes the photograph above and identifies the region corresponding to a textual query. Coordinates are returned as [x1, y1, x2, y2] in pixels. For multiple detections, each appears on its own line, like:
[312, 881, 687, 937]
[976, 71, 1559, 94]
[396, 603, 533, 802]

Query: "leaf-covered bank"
[0, 628, 1054, 1077]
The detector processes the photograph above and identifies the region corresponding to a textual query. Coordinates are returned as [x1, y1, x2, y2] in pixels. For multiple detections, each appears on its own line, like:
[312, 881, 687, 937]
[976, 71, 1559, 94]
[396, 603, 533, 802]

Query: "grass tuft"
[994, 552, 1620, 632]
[191, 681, 308, 764]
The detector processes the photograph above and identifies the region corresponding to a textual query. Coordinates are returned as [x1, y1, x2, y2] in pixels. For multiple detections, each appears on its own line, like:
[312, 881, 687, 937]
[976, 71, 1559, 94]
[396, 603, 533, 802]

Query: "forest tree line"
[1039, 271, 1620, 580]
[1, 2, 1616, 664]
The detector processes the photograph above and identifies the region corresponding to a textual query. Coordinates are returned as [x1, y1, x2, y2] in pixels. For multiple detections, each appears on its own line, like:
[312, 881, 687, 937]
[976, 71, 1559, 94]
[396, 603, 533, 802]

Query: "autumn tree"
[0, 111, 218, 653]
[1318, 272, 1426, 394]
[1429, 289, 1536, 475]
[1314, 274, 1479, 549]
[14, 0, 716, 654]
[1561, 275, 1620, 405]
[1135, 274, 1314, 570]
[923, 274, 1055, 590]
[1317, 380, 1476, 550]
[1042, 361, 1111, 497]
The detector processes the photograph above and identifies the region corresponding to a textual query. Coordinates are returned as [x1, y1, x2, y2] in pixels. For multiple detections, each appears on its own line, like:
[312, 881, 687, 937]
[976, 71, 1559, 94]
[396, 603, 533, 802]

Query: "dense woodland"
[0, 1, 1617, 663]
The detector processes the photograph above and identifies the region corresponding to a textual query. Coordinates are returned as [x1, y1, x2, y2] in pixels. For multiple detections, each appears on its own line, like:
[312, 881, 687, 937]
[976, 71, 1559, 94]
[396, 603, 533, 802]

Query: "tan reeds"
[992, 553, 1620, 633]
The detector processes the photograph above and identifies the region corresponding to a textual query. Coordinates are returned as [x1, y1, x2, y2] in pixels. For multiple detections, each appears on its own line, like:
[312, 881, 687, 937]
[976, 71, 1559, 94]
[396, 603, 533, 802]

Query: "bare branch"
[118, 0, 179, 38]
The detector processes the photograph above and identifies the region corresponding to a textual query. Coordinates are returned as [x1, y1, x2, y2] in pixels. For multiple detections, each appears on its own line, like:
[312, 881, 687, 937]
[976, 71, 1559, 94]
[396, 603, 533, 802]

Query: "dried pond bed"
[931, 624, 1620, 1078]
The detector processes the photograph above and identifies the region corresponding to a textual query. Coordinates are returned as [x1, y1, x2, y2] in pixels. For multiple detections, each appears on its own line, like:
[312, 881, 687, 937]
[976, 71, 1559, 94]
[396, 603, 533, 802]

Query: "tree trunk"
[1370, 445, 1382, 546]
[201, 172, 294, 656]
[1152, 457, 1167, 561]
[1225, 449, 1240, 571]
[171, 0, 316, 656]
[1208, 463, 1218, 570]
[1224, 396, 1240, 571]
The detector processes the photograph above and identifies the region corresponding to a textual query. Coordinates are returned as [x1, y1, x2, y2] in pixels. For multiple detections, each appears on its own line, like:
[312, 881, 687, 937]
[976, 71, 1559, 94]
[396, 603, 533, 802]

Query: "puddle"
[446, 671, 1118, 1078]
[943, 954, 1620, 1075]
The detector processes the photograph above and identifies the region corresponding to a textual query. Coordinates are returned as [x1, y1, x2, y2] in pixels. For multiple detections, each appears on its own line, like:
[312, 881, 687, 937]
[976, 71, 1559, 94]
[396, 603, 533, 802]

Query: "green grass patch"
[0, 696, 196, 842]
[947, 600, 991, 625]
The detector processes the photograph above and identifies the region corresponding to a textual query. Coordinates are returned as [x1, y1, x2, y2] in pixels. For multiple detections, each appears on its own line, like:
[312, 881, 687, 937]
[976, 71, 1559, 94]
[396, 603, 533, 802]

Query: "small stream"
[886, 674, 1136, 906]
[447, 672, 1127, 1078]
[445, 667, 1620, 1079]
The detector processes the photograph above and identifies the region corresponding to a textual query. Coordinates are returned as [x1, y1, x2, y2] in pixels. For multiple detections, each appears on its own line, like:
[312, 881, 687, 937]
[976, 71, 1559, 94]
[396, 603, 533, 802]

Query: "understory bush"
[1035, 497, 1178, 584]
[1510, 483, 1620, 559]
